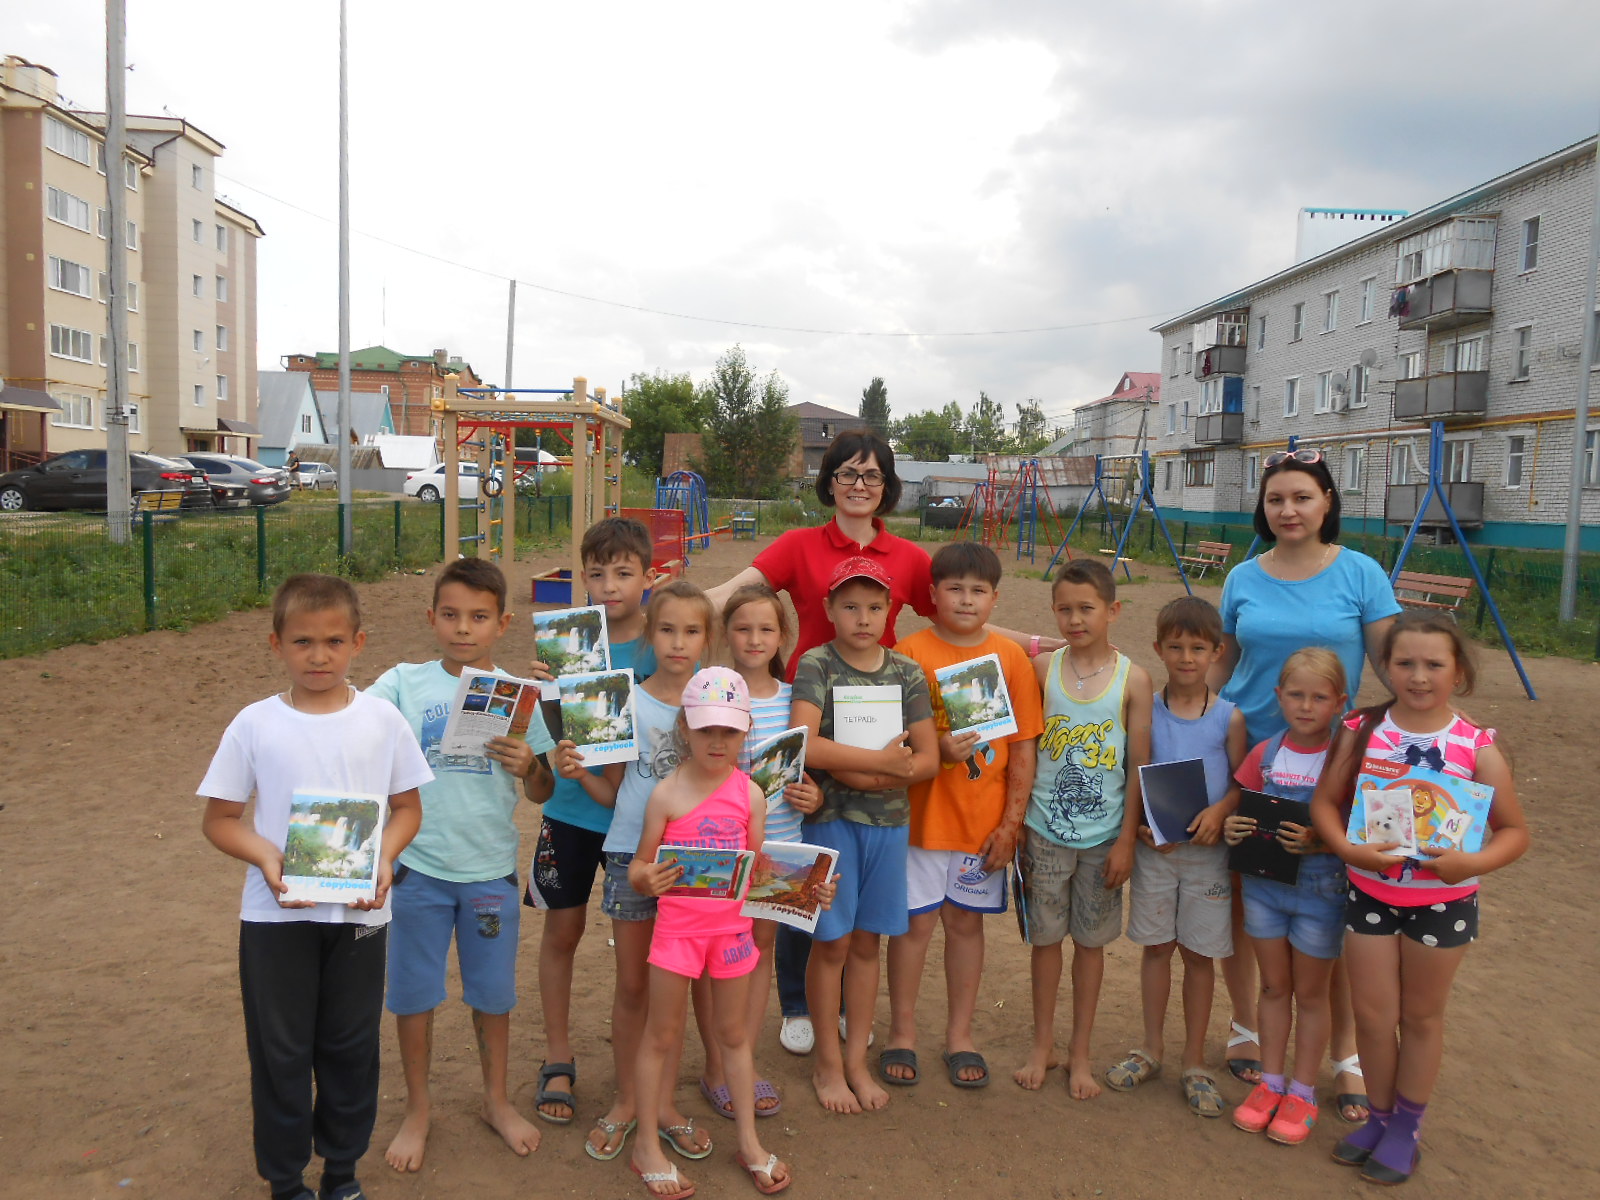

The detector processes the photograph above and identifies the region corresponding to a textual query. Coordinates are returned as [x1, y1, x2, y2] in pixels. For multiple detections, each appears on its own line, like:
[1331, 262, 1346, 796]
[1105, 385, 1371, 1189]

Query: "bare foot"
[843, 1062, 890, 1112]
[631, 1148, 694, 1197]
[1012, 1047, 1058, 1090]
[385, 1108, 429, 1172]
[1065, 1051, 1103, 1101]
[812, 1067, 863, 1114]
[481, 1097, 541, 1157]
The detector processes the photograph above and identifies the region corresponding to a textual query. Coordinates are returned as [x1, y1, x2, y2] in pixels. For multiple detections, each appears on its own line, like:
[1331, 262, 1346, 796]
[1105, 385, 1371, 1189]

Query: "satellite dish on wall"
[1331, 371, 1349, 394]
[1359, 348, 1379, 368]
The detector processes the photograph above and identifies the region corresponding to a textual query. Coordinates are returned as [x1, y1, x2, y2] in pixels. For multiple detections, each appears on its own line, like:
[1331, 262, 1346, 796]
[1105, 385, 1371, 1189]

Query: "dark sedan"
[178, 453, 292, 507]
[0, 450, 214, 513]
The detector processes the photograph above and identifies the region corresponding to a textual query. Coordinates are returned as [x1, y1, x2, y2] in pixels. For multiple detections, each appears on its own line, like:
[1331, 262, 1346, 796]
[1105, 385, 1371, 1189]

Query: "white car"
[404, 461, 482, 502]
[296, 462, 338, 489]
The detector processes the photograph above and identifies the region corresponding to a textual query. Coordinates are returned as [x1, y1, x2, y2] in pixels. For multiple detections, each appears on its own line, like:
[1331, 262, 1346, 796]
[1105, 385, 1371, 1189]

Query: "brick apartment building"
[1152, 136, 1600, 551]
[283, 344, 481, 438]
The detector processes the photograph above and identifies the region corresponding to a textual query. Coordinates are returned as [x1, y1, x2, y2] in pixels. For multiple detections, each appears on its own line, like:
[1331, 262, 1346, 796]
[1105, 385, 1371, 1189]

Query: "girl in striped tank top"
[1311, 612, 1528, 1186]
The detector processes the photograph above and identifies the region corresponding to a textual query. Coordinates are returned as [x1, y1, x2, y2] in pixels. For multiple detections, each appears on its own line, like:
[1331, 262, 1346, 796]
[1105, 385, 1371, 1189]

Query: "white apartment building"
[0, 55, 262, 468]
[1152, 137, 1599, 551]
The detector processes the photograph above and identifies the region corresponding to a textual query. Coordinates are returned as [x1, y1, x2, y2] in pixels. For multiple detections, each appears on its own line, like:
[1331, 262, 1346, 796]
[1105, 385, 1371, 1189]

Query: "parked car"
[404, 461, 482, 502]
[178, 453, 292, 507]
[0, 450, 213, 513]
[297, 461, 339, 489]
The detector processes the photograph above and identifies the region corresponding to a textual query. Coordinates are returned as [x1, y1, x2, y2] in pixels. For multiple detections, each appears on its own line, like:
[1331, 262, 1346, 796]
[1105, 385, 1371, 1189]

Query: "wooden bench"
[132, 490, 186, 521]
[1178, 540, 1233, 580]
[1393, 570, 1473, 615]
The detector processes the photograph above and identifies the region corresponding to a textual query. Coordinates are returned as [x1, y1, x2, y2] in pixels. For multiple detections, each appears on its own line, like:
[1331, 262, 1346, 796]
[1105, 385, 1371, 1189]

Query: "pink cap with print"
[681, 666, 751, 731]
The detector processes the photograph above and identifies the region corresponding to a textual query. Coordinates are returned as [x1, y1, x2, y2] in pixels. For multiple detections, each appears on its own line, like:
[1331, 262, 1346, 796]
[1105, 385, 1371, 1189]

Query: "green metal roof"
[307, 345, 469, 372]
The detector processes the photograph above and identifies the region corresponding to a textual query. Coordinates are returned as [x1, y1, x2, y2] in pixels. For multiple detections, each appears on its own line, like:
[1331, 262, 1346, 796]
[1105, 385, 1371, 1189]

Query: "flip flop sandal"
[697, 1078, 735, 1120]
[534, 1060, 577, 1126]
[942, 1050, 991, 1089]
[753, 1078, 783, 1116]
[631, 1160, 696, 1199]
[583, 1115, 637, 1162]
[877, 1047, 920, 1086]
[658, 1120, 713, 1161]
[1226, 1021, 1264, 1084]
[734, 1151, 792, 1196]
[1182, 1068, 1226, 1119]
[1329, 1053, 1370, 1123]
[1104, 1049, 1161, 1092]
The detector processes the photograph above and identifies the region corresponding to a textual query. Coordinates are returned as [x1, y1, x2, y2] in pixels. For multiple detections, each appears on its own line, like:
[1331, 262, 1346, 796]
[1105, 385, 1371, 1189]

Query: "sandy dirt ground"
[2, 533, 1597, 1200]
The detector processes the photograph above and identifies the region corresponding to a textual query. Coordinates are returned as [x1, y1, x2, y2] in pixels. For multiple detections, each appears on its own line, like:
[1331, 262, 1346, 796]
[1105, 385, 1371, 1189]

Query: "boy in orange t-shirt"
[884, 542, 1044, 1087]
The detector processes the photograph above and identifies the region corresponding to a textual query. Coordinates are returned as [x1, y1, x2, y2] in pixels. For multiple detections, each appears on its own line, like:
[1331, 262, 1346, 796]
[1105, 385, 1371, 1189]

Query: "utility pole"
[336, 0, 353, 551]
[1560, 131, 1600, 622]
[104, 0, 131, 543]
[504, 279, 517, 392]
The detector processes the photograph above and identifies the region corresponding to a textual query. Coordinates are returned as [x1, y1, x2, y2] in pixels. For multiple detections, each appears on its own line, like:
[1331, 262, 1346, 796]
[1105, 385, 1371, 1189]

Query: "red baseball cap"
[827, 555, 892, 594]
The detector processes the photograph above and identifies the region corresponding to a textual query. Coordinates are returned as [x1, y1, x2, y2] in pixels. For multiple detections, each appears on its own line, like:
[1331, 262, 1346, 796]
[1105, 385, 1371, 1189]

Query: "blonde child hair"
[720, 582, 791, 680]
[1279, 646, 1347, 694]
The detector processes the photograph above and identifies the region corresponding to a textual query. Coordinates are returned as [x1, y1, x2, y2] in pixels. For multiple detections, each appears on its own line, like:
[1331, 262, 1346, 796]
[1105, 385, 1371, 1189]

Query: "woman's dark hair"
[1253, 458, 1341, 544]
[815, 428, 901, 516]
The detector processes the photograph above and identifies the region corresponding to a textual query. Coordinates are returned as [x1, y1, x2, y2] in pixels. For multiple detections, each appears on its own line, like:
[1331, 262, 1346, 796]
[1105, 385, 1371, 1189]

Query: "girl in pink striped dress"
[1311, 612, 1529, 1186]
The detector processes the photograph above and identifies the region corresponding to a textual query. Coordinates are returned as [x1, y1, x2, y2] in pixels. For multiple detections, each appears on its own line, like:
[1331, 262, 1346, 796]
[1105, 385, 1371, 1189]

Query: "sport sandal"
[1104, 1049, 1161, 1091]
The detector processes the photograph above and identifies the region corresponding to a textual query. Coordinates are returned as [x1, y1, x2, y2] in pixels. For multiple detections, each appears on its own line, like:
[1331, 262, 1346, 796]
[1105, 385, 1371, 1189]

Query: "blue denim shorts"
[1240, 855, 1347, 960]
[601, 852, 658, 923]
[387, 865, 521, 1015]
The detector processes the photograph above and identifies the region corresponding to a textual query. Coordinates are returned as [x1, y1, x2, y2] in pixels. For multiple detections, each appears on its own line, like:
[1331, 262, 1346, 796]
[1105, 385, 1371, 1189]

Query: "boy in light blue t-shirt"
[366, 558, 555, 1172]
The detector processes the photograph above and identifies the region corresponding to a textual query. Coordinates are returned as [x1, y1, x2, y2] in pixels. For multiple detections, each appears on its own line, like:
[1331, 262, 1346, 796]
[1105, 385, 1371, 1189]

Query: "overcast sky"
[15, 0, 1600, 430]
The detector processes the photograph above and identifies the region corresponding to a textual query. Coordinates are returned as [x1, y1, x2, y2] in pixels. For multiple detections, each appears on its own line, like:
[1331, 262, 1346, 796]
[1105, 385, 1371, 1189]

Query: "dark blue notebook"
[1139, 758, 1209, 845]
[1227, 789, 1313, 885]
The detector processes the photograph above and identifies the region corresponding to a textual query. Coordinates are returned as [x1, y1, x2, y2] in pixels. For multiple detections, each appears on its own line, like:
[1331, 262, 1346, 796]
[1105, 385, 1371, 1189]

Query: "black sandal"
[877, 1047, 919, 1086]
[535, 1060, 576, 1125]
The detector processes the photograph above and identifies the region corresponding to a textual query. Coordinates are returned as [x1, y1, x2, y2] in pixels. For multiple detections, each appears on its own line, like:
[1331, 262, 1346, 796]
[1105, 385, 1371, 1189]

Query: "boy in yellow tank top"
[1014, 559, 1153, 1101]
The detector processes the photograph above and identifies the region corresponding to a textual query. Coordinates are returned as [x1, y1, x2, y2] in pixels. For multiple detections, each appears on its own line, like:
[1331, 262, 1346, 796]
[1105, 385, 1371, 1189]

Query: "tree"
[1011, 398, 1051, 453]
[892, 402, 963, 462]
[964, 391, 1008, 455]
[858, 377, 891, 437]
[619, 371, 704, 477]
[692, 346, 798, 499]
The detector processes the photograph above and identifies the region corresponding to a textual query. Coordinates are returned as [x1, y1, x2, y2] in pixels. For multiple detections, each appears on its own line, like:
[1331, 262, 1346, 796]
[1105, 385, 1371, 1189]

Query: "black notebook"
[1227, 788, 1313, 885]
[1139, 758, 1210, 845]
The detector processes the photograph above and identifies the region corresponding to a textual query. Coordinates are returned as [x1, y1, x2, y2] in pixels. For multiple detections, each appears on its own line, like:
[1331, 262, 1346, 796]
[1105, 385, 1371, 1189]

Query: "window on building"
[1245, 452, 1261, 492]
[1505, 435, 1526, 487]
[1290, 303, 1304, 341]
[50, 325, 95, 362]
[1396, 217, 1498, 283]
[193, 330, 205, 352]
[1401, 350, 1424, 380]
[1316, 371, 1334, 414]
[301, 413, 314, 434]
[1199, 378, 1220, 414]
[51, 392, 95, 427]
[129, 342, 139, 372]
[96, 143, 107, 174]
[216, 225, 228, 253]
[126, 220, 138, 250]
[124, 402, 142, 434]
[192, 274, 204, 297]
[127, 282, 139, 313]
[1164, 460, 1174, 490]
[46, 186, 91, 231]
[215, 275, 229, 302]
[1350, 363, 1372, 409]
[192, 219, 203, 243]
[1284, 377, 1301, 418]
[1444, 439, 1473, 483]
[1359, 277, 1376, 324]
[192, 163, 204, 189]
[1391, 441, 1414, 486]
[1512, 326, 1533, 380]
[48, 255, 93, 297]
[1184, 342, 1194, 374]
[1166, 404, 1177, 435]
[1521, 216, 1540, 272]
[218, 375, 229, 401]
[194, 384, 206, 407]
[1585, 430, 1600, 486]
[1448, 336, 1485, 373]
[1255, 314, 1267, 350]
[1184, 450, 1215, 488]
[1344, 446, 1365, 492]
[1181, 400, 1191, 432]
[124, 158, 138, 191]
[45, 115, 94, 165]
[1323, 290, 1339, 333]
[97, 207, 110, 237]
[1170, 345, 1181, 376]
[216, 325, 229, 352]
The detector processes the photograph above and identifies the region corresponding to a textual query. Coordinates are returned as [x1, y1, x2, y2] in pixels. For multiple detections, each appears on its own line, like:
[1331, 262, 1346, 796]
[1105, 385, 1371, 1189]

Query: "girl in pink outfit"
[1311, 612, 1528, 1187]
[627, 668, 796, 1198]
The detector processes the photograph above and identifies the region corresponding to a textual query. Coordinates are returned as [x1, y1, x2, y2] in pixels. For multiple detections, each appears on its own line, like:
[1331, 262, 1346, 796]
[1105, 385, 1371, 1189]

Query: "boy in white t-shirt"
[201, 574, 431, 1200]
[366, 557, 555, 1173]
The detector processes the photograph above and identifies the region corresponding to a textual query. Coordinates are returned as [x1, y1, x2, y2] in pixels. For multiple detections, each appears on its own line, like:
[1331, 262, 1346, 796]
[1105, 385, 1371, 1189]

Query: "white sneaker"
[839, 1015, 875, 1048]
[779, 1016, 814, 1055]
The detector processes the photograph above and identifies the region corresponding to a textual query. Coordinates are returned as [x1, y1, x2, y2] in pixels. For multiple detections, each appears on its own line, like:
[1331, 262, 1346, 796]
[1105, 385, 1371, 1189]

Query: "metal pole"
[336, 0, 354, 552]
[504, 279, 517, 391]
[1560, 133, 1600, 621]
[104, 0, 131, 543]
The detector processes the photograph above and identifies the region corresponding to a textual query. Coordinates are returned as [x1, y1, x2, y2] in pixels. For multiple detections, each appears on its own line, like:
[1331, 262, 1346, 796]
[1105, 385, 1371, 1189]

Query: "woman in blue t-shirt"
[1212, 448, 1400, 1123]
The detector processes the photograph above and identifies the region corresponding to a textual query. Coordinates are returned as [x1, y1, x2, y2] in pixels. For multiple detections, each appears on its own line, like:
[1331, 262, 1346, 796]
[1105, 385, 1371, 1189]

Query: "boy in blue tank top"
[1015, 559, 1153, 1102]
[1109, 596, 1247, 1119]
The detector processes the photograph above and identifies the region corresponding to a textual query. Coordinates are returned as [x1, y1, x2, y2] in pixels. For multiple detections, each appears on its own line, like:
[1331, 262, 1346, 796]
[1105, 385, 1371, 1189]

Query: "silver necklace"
[1067, 651, 1112, 691]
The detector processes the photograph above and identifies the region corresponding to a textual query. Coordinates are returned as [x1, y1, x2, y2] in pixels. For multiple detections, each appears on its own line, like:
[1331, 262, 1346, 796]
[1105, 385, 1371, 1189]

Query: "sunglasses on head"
[1264, 448, 1324, 469]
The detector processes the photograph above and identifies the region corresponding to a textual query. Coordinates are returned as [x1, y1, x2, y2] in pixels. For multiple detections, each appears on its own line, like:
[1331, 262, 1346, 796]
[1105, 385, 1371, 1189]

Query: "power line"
[218, 171, 1182, 340]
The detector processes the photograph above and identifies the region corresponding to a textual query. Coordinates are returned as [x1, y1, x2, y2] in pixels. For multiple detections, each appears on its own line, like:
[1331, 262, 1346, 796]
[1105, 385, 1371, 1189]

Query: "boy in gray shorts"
[1014, 559, 1153, 1101]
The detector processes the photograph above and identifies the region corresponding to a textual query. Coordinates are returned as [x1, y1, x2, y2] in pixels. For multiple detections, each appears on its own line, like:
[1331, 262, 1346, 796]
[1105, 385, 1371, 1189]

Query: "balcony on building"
[1193, 310, 1248, 380]
[1194, 376, 1245, 445]
[1392, 370, 1489, 424]
[1384, 482, 1484, 529]
[1392, 216, 1496, 332]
